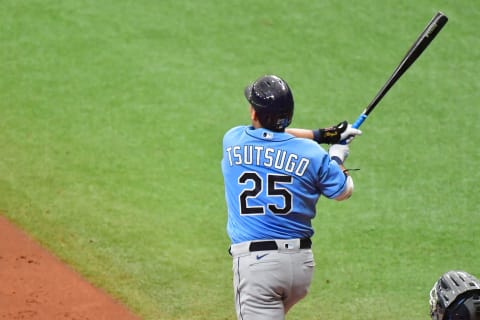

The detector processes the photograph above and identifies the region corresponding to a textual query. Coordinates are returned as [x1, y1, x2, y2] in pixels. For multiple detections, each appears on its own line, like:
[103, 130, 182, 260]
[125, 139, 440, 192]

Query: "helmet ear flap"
[445, 294, 480, 320]
[256, 111, 292, 132]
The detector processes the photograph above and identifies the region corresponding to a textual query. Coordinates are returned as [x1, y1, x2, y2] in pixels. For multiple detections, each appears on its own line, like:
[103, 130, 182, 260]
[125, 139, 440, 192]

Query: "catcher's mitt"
[429, 270, 480, 320]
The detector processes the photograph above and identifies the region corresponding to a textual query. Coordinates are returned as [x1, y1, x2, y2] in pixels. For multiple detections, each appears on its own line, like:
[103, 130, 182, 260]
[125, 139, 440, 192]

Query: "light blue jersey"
[222, 125, 347, 244]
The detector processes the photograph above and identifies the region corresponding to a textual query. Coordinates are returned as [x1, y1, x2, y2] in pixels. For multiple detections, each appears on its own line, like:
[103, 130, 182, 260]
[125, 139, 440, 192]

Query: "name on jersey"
[225, 145, 310, 176]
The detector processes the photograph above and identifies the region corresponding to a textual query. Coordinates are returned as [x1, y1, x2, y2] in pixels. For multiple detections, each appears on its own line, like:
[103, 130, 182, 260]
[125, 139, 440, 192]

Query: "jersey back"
[222, 126, 347, 244]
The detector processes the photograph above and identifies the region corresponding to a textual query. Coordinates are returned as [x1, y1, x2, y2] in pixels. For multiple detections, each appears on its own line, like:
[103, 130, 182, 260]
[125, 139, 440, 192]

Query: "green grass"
[1, 0, 479, 319]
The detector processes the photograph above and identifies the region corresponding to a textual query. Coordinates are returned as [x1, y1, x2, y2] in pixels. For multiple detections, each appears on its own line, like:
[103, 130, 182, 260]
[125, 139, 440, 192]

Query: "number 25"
[239, 172, 293, 215]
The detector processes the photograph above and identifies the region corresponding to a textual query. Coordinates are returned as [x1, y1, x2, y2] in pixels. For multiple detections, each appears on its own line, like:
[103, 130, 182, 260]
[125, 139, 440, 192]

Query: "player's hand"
[328, 144, 350, 164]
[339, 122, 362, 144]
[314, 121, 362, 144]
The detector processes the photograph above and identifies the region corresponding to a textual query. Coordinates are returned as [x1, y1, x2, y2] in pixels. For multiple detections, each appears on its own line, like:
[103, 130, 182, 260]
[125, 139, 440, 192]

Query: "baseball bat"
[351, 11, 448, 129]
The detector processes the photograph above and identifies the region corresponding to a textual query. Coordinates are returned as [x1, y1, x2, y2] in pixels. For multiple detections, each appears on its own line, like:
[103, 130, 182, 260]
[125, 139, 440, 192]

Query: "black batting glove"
[313, 121, 348, 144]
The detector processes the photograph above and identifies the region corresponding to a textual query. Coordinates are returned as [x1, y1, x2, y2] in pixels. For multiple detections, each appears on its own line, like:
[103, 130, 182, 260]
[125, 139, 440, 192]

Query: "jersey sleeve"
[316, 155, 348, 199]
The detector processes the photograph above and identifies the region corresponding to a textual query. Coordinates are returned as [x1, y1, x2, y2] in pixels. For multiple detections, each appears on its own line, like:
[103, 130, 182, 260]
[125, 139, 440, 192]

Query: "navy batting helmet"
[430, 270, 480, 320]
[244, 75, 294, 132]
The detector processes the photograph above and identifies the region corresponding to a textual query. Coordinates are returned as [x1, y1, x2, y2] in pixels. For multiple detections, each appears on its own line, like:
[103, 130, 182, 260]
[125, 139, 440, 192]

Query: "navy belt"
[249, 238, 312, 252]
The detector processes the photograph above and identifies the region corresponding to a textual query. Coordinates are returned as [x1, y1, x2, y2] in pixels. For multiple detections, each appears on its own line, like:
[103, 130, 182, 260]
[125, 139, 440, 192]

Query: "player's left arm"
[287, 121, 362, 144]
[285, 128, 315, 139]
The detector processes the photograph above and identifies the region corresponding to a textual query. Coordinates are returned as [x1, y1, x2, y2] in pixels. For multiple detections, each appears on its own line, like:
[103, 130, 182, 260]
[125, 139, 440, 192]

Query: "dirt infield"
[0, 215, 141, 320]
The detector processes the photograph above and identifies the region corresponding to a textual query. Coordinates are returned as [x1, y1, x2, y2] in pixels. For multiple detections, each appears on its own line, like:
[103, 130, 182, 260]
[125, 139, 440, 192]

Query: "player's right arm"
[333, 169, 354, 201]
[328, 144, 354, 201]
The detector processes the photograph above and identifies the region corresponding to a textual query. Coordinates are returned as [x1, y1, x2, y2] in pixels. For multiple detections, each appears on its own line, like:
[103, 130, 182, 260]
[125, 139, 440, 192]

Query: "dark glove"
[313, 121, 362, 144]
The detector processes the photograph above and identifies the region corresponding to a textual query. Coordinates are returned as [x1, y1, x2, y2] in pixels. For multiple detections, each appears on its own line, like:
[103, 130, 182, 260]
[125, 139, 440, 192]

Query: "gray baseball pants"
[230, 239, 315, 320]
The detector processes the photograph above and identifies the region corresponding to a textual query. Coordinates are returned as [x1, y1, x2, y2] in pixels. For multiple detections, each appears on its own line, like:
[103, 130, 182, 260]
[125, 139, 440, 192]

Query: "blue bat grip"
[352, 114, 368, 129]
[340, 114, 368, 144]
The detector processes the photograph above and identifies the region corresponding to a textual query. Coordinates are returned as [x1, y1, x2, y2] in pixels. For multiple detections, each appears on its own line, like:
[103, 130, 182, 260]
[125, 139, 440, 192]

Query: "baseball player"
[429, 270, 480, 320]
[221, 74, 362, 320]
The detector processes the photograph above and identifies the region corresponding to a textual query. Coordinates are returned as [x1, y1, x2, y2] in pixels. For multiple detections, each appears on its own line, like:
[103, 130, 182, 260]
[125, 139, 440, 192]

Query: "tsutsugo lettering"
[225, 145, 309, 176]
